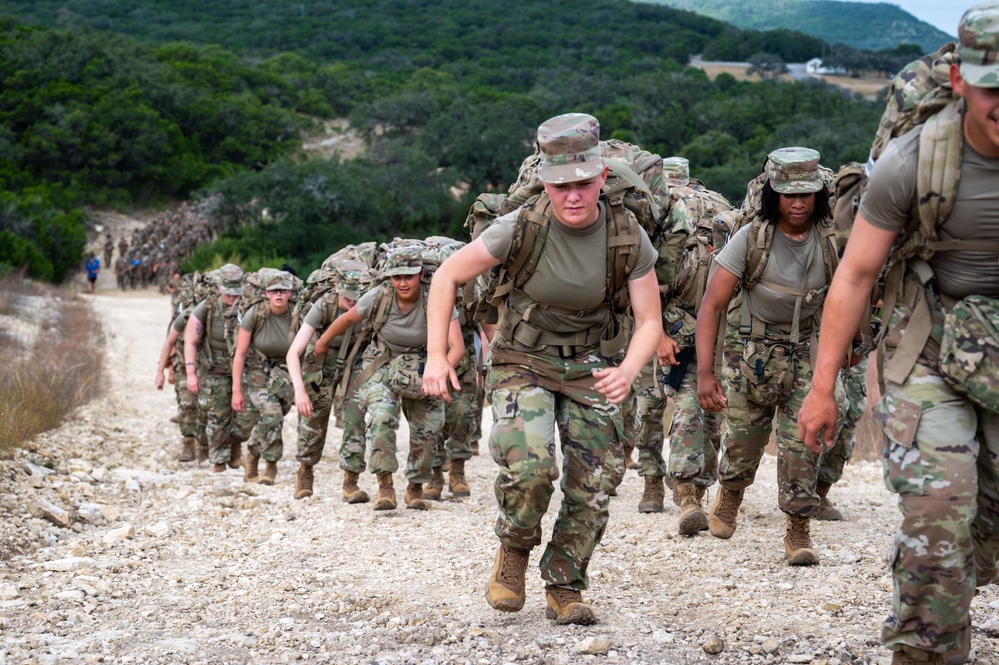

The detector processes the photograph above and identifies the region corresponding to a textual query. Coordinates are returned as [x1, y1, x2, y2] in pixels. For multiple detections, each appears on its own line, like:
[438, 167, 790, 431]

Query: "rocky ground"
[1, 283, 998, 665]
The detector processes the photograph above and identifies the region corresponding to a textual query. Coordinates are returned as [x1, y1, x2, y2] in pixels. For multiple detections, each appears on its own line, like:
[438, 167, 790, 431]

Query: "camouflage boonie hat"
[766, 147, 823, 194]
[336, 260, 369, 300]
[663, 156, 690, 187]
[537, 113, 604, 184]
[959, 2, 999, 88]
[264, 269, 295, 291]
[217, 263, 244, 296]
[382, 246, 423, 277]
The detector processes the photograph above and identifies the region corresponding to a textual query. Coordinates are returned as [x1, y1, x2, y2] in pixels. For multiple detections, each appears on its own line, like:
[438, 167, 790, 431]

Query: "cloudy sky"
[850, 0, 964, 37]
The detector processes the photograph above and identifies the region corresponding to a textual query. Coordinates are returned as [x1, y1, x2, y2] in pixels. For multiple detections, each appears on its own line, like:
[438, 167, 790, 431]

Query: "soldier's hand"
[593, 365, 634, 405]
[155, 371, 165, 391]
[658, 335, 681, 366]
[696, 372, 726, 412]
[186, 373, 200, 394]
[314, 340, 328, 358]
[422, 355, 459, 403]
[798, 388, 838, 454]
[232, 392, 245, 413]
[295, 389, 314, 417]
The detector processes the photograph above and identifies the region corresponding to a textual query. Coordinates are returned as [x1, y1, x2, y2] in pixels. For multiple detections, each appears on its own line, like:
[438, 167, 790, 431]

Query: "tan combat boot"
[676, 482, 708, 536]
[373, 473, 397, 510]
[227, 438, 243, 469]
[294, 463, 314, 499]
[708, 487, 744, 539]
[486, 545, 530, 612]
[448, 459, 471, 497]
[243, 449, 260, 482]
[545, 584, 597, 625]
[257, 460, 278, 486]
[638, 475, 665, 513]
[470, 441, 480, 456]
[814, 480, 843, 521]
[342, 471, 370, 504]
[784, 514, 819, 566]
[405, 482, 429, 510]
[196, 439, 209, 464]
[211, 462, 227, 473]
[667, 474, 680, 507]
[425, 467, 444, 501]
[178, 437, 196, 463]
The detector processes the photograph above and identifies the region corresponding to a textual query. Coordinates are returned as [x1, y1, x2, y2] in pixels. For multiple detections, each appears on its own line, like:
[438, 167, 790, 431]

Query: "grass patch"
[0, 278, 105, 456]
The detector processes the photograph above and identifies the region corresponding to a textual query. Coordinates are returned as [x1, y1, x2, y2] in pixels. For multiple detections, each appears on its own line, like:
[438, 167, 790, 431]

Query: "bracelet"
[185, 362, 195, 366]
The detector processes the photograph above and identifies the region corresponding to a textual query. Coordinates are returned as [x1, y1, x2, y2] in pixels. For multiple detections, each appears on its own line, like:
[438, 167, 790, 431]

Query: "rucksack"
[237, 268, 304, 362]
[657, 178, 734, 314]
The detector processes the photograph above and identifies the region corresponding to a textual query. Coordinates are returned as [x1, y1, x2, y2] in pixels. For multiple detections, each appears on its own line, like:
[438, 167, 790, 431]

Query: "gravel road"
[1, 286, 997, 665]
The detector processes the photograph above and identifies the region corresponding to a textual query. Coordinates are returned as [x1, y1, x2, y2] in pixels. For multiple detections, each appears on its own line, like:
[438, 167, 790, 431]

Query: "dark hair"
[759, 181, 831, 226]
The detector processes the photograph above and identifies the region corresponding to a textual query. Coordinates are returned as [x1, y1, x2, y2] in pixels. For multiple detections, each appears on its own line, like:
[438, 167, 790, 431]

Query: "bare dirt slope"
[1, 286, 997, 664]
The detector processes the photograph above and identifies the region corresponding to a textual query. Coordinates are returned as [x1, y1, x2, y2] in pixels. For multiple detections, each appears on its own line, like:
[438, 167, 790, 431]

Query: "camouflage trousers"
[668, 358, 722, 487]
[606, 389, 637, 490]
[198, 369, 257, 465]
[718, 331, 829, 516]
[295, 363, 337, 466]
[432, 340, 478, 467]
[877, 306, 999, 655]
[360, 358, 445, 484]
[172, 357, 204, 443]
[244, 362, 294, 462]
[488, 345, 619, 590]
[820, 357, 868, 485]
[337, 366, 368, 474]
[635, 360, 668, 478]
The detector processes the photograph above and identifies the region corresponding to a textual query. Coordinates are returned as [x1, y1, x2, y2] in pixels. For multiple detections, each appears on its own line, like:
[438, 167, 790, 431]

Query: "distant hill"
[636, 0, 954, 52]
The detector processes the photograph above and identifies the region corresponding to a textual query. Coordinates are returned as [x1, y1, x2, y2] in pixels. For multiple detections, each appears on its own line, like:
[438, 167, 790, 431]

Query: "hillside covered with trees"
[0, 0, 899, 279]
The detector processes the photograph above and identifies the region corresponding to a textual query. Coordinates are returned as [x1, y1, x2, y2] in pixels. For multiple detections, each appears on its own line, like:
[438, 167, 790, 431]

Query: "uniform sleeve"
[303, 299, 325, 329]
[240, 305, 256, 332]
[713, 224, 750, 279]
[858, 129, 919, 232]
[628, 227, 658, 280]
[191, 300, 208, 324]
[171, 312, 188, 333]
[354, 288, 379, 321]
[478, 210, 519, 263]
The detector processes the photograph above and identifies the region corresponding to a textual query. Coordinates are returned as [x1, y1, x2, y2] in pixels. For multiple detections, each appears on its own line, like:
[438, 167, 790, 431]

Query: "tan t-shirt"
[192, 298, 227, 355]
[860, 126, 999, 299]
[480, 202, 657, 335]
[240, 305, 292, 361]
[356, 286, 456, 355]
[714, 222, 827, 327]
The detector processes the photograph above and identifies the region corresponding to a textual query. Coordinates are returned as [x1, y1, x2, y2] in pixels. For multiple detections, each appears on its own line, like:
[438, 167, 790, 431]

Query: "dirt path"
[0, 288, 996, 664]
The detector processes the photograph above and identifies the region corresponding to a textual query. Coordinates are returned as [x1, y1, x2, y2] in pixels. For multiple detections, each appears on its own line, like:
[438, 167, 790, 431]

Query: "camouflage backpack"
[463, 139, 659, 328]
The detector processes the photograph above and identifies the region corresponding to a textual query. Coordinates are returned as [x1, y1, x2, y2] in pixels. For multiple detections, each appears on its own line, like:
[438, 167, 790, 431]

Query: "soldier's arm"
[314, 307, 361, 357]
[231, 327, 252, 412]
[594, 271, 662, 405]
[445, 317, 465, 370]
[287, 322, 317, 417]
[695, 265, 739, 412]
[799, 213, 898, 452]
[155, 328, 181, 390]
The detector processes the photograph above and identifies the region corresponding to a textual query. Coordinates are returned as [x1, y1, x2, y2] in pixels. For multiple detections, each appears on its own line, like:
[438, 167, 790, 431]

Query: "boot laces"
[499, 547, 527, 585]
[717, 489, 741, 520]
[547, 585, 582, 607]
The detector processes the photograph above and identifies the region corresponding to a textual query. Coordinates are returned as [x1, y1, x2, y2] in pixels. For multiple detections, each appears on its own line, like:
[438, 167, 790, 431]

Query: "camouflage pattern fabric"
[360, 346, 445, 483]
[667, 358, 722, 488]
[635, 360, 668, 478]
[172, 350, 202, 441]
[606, 386, 637, 491]
[819, 357, 867, 485]
[336, 359, 369, 474]
[488, 345, 619, 591]
[198, 371, 256, 464]
[938, 295, 999, 413]
[295, 363, 337, 466]
[876, 299, 999, 655]
[432, 329, 479, 467]
[717, 327, 827, 516]
[243, 363, 294, 461]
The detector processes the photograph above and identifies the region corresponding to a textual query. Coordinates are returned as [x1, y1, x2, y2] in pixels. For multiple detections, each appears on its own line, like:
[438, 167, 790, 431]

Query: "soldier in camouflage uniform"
[314, 247, 465, 511]
[423, 113, 662, 625]
[696, 147, 840, 566]
[287, 261, 370, 501]
[183, 264, 255, 473]
[232, 270, 297, 485]
[799, 6, 999, 662]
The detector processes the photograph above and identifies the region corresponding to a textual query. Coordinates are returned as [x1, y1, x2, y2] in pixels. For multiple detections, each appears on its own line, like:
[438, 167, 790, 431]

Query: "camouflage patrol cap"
[264, 269, 295, 291]
[336, 260, 369, 300]
[383, 246, 423, 276]
[216, 263, 244, 296]
[766, 147, 824, 194]
[959, 2, 999, 87]
[537, 113, 605, 184]
[663, 156, 690, 187]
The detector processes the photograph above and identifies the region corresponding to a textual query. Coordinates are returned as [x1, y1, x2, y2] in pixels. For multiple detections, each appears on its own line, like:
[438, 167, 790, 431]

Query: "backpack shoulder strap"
[605, 198, 642, 312]
[743, 217, 773, 289]
[916, 98, 965, 251]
